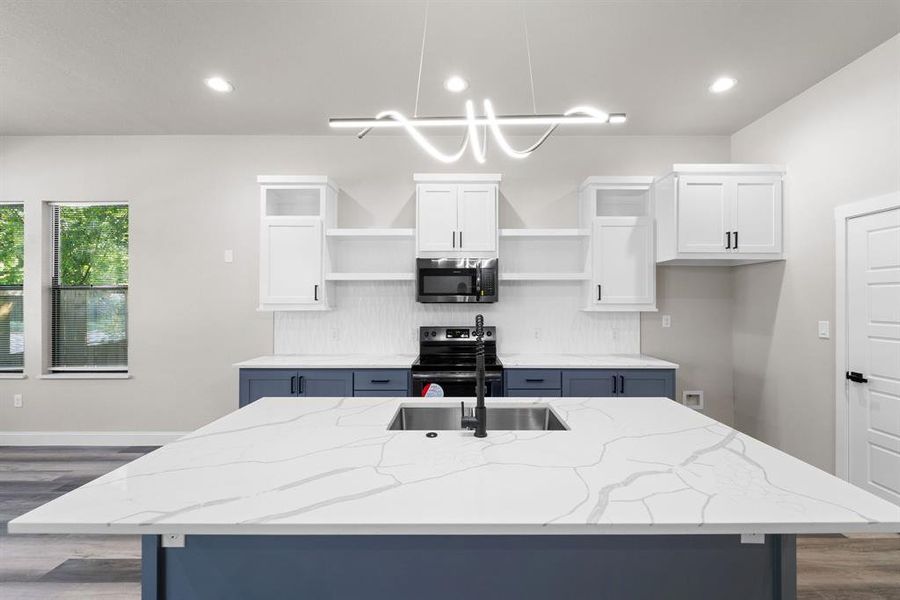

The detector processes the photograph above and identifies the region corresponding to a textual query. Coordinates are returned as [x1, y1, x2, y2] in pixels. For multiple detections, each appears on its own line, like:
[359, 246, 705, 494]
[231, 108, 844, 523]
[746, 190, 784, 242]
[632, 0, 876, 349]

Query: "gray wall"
[730, 34, 900, 470]
[0, 134, 730, 433]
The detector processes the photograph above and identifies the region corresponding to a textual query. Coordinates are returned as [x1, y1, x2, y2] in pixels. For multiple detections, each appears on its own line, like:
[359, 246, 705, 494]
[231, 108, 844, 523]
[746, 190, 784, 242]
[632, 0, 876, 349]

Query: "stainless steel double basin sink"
[388, 405, 568, 431]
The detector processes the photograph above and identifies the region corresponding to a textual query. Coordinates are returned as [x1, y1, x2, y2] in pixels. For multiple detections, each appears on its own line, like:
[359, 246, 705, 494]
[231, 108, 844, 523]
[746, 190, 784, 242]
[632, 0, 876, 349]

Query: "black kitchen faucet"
[460, 314, 488, 438]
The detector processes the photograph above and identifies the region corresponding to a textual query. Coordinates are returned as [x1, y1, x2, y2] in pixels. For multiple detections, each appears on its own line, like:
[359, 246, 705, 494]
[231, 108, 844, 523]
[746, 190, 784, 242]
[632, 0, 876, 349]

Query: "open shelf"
[499, 228, 590, 238]
[500, 272, 590, 281]
[326, 228, 415, 238]
[325, 272, 415, 281]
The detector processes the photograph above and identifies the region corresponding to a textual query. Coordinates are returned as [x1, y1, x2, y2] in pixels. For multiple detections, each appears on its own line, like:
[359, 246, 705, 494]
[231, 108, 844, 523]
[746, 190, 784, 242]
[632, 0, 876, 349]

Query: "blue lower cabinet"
[619, 369, 675, 400]
[240, 368, 408, 407]
[239, 369, 353, 407]
[561, 370, 617, 397]
[353, 370, 410, 395]
[506, 388, 562, 398]
[239, 369, 297, 408]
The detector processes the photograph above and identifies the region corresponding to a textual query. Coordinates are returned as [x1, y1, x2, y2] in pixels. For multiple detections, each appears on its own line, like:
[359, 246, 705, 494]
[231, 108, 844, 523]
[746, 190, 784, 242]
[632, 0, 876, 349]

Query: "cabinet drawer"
[506, 388, 562, 398]
[354, 390, 408, 398]
[505, 370, 562, 389]
[354, 370, 410, 391]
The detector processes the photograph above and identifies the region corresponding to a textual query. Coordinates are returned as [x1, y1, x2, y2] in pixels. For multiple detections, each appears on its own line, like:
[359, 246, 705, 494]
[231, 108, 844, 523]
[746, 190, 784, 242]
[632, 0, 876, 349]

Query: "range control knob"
[423, 331, 429, 337]
[431, 330, 437, 337]
[486, 331, 492, 337]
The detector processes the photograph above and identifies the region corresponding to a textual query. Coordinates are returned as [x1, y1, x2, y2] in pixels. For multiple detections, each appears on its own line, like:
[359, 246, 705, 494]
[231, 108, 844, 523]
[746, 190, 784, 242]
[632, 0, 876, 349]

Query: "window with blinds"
[51, 204, 129, 372]
[0, 204, 25, 372]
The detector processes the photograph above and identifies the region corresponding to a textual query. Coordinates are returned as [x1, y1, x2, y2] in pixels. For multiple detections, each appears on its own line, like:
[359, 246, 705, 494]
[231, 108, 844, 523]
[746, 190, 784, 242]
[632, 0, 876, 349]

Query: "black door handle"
[597, 285, 602, 301]
[290, 375, 297, 395]
[298, 376, 304, 394]
[619, 375, 625, 394]
[314, 284, 318, 301]
[370, 379, 391, 384]
[452, 231, 456, 248]
[612, 375, 617, 395]
[525, 378, 545, 383]
[846, 371, 868, 383]
[459, 231, 463, 247]
[726, 231, 731, 249]
[733, 231, 738, 250]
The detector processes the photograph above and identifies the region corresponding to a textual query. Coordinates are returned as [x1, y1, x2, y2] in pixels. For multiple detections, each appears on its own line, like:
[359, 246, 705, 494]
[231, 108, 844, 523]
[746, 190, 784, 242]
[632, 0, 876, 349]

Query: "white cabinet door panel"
[260, 218, 321, 305]
[417, 184, 458, 252]
[458, 184, 497, 251]
[733, 177, 782, 254]
[592, 217, 654, 305]
[677, 177, 729, 253]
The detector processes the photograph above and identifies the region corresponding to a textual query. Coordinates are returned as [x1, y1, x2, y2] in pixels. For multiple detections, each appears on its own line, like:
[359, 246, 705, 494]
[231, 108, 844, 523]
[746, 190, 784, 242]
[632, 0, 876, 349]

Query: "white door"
[677, 176, 729, 253]
[417, 184, 458, 252]
[260, 218, 322, 305]
[847, 207, 900, 505]
[457, 184, 497, 252]
[732, 176, 782, 254]
[592, 217, 655, 305]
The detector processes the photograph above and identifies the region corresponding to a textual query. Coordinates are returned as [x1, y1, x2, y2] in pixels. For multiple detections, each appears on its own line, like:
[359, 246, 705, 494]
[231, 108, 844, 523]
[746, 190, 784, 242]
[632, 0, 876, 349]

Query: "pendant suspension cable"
[523, 7, 537, 115]
[413, 1, 430, 117]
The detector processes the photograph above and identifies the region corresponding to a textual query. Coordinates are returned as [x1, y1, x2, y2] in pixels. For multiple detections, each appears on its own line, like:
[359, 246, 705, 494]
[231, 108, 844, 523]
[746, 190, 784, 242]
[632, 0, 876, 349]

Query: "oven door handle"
[412, 372, 503, 381]
[475, 267, 482, 300]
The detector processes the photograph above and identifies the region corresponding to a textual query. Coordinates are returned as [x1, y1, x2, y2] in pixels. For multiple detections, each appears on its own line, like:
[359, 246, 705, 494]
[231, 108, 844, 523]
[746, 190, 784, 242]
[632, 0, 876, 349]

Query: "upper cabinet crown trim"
[257, 175, 339, 189]
[579, 176, 654, 190]
[665, 164, 786, 177]
[413, 173, 502, 183]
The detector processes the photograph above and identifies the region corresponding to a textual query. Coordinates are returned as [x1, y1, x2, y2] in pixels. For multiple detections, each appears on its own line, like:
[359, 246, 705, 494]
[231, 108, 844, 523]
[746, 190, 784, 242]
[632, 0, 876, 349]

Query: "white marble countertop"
[235, 354, 678, 370]
[234, 354, 418, 369]
[11, 396, 898, 536]
[499, 353, 679, 369]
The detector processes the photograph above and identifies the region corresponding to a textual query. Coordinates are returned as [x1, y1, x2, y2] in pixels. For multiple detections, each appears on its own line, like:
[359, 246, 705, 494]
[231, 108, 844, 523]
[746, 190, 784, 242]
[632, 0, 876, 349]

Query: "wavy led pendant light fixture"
[328, 4, 625, 163]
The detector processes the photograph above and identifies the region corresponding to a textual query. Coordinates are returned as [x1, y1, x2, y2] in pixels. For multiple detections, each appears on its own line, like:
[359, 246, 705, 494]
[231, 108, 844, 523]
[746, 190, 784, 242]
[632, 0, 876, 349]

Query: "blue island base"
[142, 533, 796, 600]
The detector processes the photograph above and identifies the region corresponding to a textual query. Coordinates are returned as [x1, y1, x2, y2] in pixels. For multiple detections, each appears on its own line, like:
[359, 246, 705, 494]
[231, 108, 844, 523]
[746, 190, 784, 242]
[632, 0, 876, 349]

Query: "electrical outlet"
[662, 315, 672, 328]
[13, 394, 22, 408]
[682, 391, 704, 410]
[223, 249, 234, 263]
[533, 328, 542, 341]
[818, 320, 830, 339]
[330, 327, 340, 342]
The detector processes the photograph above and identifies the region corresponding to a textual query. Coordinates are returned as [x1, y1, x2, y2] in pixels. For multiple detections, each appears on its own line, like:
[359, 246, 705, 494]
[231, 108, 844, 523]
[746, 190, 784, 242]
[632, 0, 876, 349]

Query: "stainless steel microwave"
[416, 258, 498, 303]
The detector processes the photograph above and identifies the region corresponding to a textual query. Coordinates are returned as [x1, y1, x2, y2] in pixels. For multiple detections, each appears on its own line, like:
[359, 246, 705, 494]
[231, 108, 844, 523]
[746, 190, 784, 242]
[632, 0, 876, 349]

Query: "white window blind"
[0, 204, 24, 372]
[50, 204, 129, 372]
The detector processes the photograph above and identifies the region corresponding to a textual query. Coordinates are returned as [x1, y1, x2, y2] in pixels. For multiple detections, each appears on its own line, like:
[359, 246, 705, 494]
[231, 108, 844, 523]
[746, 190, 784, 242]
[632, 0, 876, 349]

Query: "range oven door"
[412, 371, 503, 398]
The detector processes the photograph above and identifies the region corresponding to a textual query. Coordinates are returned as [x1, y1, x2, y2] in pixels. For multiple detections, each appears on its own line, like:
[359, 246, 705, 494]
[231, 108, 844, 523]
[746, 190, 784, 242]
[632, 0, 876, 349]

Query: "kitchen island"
[11, 396, 900, 600]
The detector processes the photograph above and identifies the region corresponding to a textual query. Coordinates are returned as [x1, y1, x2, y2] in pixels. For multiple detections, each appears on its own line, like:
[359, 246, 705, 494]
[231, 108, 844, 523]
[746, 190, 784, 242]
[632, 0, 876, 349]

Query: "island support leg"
[142, 533, 796, 600]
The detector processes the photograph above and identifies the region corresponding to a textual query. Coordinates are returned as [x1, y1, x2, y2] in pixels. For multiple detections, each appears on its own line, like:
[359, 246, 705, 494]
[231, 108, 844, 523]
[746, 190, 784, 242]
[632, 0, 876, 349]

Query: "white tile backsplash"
[274, 281, 639, 355]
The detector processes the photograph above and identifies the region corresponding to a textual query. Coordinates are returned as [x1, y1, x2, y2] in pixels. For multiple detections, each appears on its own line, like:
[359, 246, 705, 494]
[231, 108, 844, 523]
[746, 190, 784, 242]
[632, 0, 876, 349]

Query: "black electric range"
[411, 326, 503, 397]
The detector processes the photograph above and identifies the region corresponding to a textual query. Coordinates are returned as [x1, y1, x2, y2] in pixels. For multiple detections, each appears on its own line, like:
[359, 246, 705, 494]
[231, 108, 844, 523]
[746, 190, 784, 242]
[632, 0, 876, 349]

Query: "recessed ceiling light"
[443, 75, 469, 93]
[205, 76, 234, 93]
[608, 113, 627, 124]
[709, 76, 737, 94]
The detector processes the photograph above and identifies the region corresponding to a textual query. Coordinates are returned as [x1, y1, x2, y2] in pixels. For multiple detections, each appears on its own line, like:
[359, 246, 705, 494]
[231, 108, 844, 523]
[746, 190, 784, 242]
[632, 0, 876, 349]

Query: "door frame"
[833, 191, 900, 480]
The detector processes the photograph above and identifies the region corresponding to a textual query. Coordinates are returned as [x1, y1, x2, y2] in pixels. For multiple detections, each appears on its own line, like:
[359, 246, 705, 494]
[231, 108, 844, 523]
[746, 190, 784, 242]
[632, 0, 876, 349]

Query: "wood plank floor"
[1, 446, 898, 599]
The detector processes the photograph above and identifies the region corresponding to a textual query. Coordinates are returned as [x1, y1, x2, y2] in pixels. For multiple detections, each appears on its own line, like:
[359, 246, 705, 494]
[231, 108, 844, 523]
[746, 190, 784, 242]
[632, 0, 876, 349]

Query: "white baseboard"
[0, 431, 188, 446]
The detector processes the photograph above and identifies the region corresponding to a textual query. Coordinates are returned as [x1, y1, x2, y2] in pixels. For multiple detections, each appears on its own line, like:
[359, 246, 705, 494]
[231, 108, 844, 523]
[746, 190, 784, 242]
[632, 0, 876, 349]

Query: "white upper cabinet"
[260, 218, 322, 306]
[591, 217, 655, 308]
[655, 164, 784, 265]
[257, 176, 337, 311]
[415, 174, 500, 256]
[416, 184, 458, 252]
[579, 177, 657, 312]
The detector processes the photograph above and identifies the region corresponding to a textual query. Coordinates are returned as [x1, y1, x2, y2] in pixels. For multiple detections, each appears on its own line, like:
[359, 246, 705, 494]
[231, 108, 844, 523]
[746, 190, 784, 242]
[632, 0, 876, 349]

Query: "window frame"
[0, 202, 25, 373]
[49, 202, 129, 373]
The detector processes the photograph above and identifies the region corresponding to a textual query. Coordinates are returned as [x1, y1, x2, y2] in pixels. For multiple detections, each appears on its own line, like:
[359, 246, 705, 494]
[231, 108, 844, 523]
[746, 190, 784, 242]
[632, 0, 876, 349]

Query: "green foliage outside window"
[57, 205, 129, 286]
[0, 204, 24, 285]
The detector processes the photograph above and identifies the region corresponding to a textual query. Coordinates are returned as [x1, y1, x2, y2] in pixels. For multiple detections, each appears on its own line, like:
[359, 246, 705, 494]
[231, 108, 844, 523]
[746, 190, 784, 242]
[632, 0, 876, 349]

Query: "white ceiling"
[2, 0, 899, 136]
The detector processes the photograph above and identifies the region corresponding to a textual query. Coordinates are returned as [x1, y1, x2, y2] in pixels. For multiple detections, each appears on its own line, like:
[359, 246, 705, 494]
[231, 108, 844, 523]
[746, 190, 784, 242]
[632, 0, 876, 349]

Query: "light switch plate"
[818, 320, 830, 339]
[224, 249, 234, 263]
[661, 315, 671, 328]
